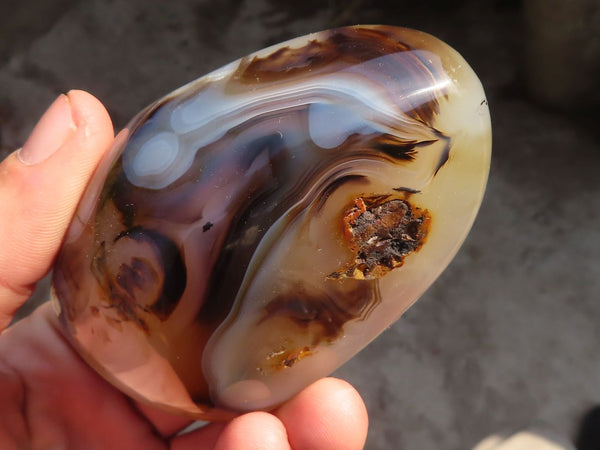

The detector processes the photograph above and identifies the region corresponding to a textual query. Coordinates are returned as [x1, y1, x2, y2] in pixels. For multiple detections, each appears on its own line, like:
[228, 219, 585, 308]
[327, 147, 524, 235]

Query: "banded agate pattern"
[52, 25, 491, 419]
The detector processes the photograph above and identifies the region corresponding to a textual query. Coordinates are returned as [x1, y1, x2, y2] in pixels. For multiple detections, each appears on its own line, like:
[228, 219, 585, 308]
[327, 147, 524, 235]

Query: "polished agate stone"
[52, 25, 491, 420]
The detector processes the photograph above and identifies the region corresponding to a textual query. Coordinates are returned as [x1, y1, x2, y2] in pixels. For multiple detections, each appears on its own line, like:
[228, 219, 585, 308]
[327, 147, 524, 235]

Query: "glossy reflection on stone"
[52, 25, 491, 420]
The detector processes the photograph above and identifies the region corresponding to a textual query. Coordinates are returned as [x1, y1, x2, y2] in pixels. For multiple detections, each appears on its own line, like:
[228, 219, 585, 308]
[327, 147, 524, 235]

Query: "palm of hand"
[1, 306, 172, 449]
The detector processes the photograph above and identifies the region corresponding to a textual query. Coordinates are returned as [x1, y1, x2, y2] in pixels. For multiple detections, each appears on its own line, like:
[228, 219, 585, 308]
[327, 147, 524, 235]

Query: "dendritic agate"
[52, 25, 491, 420]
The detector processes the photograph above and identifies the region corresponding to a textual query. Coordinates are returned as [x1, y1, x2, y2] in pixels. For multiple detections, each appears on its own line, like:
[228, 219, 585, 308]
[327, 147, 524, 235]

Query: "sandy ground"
[2, 1, 599, 448]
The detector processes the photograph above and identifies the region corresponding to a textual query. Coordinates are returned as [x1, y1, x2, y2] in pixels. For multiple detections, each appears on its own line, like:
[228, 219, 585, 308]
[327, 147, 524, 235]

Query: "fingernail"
[18, 94, 77, 165]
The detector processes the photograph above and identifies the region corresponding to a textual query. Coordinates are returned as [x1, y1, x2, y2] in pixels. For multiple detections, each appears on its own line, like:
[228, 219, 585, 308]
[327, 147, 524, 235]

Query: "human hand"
[0, 91, 369, 449]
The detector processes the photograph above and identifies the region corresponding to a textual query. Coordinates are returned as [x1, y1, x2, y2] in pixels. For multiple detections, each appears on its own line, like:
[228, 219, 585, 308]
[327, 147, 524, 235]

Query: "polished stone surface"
[2, 1, 599, 448]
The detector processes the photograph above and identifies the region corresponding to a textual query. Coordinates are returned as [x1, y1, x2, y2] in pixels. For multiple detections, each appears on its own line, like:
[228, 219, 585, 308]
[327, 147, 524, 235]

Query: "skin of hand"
[0, 91, 369, 450]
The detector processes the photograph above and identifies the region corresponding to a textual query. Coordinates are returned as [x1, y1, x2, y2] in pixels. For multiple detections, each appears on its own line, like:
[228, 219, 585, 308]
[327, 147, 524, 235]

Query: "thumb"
[0, 90, 114, 329]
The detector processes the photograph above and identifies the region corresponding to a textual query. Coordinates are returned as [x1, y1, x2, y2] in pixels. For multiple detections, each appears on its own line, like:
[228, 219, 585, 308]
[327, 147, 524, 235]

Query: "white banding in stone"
[124, 131, 196, 190]
[308, 103, 371, 148]
[131, 131, 179, 177]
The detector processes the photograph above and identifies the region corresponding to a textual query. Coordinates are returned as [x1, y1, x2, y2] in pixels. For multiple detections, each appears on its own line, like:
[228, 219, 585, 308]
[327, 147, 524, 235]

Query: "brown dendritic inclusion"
[52, 25, 491, 420]
[331, 196, 430, 280]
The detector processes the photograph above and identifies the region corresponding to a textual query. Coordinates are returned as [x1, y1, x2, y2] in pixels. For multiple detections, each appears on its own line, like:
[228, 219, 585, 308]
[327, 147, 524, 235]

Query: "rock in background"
[524, 0, 600, 110]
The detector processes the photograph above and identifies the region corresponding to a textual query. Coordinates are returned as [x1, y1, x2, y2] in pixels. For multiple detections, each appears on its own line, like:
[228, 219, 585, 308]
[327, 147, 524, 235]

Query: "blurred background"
[1, 0, 599, 448]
